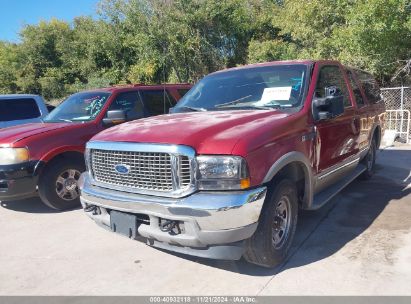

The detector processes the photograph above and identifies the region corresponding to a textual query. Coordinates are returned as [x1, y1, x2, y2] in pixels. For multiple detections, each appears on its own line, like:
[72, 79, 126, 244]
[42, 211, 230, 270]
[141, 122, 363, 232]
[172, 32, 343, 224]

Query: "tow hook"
[84, 204, 101, 215]
[159, 219, 183, 235]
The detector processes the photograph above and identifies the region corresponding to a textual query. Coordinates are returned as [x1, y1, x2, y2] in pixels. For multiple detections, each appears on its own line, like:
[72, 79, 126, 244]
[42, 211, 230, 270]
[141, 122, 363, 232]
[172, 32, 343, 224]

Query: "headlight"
[0, 148, 30, 165]
[196, 155, 250, 190]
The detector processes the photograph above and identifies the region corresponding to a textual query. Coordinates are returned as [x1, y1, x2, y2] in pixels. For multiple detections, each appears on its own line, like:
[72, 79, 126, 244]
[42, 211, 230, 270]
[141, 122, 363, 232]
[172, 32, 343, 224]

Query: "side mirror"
[103, 110, 126, 126]
[312, 86, 344, 121]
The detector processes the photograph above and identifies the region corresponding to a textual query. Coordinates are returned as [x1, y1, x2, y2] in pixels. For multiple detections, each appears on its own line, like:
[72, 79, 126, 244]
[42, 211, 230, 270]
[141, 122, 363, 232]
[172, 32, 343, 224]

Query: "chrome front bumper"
[79, 173, 267, 259]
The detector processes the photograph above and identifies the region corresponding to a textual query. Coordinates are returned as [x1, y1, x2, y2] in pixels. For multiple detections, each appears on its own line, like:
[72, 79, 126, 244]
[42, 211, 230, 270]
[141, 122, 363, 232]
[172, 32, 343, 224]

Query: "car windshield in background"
[173, 64, 308, 112]
[44, 92, 111, 123]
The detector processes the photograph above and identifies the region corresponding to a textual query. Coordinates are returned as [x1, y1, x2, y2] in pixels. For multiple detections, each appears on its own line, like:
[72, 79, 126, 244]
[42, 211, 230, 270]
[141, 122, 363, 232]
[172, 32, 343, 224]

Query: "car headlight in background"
[196, 155, 250, 190]
[0, 148, 30, 165]
[84, 148, 91, 172]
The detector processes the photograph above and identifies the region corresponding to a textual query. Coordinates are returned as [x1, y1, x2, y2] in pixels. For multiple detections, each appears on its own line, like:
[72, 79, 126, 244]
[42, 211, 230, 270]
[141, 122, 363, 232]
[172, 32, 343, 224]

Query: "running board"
[309, 164, 367, 210]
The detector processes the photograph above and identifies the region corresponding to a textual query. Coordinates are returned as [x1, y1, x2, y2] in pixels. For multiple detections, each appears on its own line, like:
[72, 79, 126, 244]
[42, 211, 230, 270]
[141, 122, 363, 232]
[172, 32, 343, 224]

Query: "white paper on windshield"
[255, 87, 292, 105]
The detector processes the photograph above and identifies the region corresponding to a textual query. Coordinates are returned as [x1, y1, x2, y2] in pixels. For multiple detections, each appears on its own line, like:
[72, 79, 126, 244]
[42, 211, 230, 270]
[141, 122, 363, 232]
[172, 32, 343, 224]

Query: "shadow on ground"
[0, 196, 81, 213]
[1, 149, 410, 276]
[156, 149, 411, 276]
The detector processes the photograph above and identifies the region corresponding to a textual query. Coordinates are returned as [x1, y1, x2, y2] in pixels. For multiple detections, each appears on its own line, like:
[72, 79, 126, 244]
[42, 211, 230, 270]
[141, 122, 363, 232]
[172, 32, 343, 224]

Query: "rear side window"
[177, 89, 190, 98]
[0, 98, 41, 122]
[140, 90, 176, 115]
[355, 70, 381, 104]
[314, 65, 352, 107]
[346, 70, 365, 107]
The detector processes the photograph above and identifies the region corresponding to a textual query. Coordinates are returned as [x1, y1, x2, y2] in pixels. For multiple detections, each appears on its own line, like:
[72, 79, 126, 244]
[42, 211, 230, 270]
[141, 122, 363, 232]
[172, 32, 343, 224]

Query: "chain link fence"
[381, 86, 411, 143]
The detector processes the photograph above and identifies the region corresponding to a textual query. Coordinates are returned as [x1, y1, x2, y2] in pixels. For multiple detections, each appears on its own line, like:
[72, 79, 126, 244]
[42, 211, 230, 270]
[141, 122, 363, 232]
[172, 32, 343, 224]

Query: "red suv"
[0, 84, 191, 210]
[79, 61, 385, 267]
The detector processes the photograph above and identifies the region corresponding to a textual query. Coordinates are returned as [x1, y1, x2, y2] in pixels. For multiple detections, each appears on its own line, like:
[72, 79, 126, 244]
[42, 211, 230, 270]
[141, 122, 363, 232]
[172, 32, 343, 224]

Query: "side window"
[177, 89, 190, 98]
[346, 70, 365, 107]
[140, 90, 176, 116]
[0, 98, 41, 122]
[355, 70, 381, 104]
[315, 65, 352, 107]
[108, 92, 144, 121]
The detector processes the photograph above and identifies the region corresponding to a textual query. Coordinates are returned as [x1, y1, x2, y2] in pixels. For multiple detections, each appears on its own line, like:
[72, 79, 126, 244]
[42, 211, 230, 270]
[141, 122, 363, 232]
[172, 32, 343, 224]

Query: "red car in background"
[0, 84, 191, 210]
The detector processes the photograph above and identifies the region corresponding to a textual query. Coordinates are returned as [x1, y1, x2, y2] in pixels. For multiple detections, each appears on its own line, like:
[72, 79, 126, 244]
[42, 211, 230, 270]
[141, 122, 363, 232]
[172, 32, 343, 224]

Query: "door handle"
[352, 117, 361, 134]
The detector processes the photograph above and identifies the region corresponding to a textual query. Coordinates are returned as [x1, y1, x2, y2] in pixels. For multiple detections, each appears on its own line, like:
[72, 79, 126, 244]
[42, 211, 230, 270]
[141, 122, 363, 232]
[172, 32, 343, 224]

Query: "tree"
[0, 0, 410, 99]
[0, 42, 19, 93]
[17, 19, 75, 98]
[334, 0, 411, 84]
[104, 0, 264, 83]
[273, 0, 411, 84]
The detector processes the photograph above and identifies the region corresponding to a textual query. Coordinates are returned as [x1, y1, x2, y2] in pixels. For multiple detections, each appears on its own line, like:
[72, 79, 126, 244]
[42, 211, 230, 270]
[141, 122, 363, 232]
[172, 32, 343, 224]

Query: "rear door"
[313, 64, 360, 190]
[354, 70, 385, 148]
[139, 89, 177, 116]
[0, 98, 42, 128]
[346, 69, 370, 153]
[167, 86, 192, 103]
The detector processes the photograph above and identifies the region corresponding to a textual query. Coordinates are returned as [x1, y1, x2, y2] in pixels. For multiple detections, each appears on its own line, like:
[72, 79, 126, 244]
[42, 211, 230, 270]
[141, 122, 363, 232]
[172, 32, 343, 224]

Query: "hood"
[92, 110, 293, 155]
[0, 122, 75, 146]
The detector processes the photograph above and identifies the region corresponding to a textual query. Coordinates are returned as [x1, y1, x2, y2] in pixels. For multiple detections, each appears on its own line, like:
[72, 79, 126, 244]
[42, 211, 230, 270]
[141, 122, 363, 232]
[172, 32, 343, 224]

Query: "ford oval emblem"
[114, 164, 131, 174]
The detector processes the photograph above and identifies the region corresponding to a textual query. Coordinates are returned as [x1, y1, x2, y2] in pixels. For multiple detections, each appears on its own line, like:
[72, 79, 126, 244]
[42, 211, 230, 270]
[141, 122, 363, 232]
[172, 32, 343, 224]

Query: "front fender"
[262, 151, 314, 209]
[40, 146, 85, 163]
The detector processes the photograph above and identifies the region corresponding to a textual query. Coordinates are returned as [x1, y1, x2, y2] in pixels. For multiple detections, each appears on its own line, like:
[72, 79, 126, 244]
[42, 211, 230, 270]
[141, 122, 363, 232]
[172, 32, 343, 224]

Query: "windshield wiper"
[215, 95, 253, 108]
[232, 105, 274, 110]
[58, 118, 73, 122]
[177, 106, 207, 112]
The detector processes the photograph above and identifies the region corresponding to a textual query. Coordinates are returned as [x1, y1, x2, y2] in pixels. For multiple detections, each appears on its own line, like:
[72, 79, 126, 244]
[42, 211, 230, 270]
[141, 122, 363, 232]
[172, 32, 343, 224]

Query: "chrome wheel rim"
[272, 195, 292, 249]
[55, 169, 81, 201]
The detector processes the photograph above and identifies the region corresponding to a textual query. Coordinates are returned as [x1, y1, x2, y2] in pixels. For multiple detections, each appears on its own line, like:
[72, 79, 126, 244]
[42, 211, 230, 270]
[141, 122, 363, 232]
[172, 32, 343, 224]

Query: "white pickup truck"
[0, 94, 50, 129]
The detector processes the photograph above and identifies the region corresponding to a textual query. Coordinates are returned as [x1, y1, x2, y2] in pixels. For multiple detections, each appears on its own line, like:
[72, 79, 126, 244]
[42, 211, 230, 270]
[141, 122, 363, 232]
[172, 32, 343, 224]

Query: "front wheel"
[38, 159, 85, 210]
[243, 179, 298, 268]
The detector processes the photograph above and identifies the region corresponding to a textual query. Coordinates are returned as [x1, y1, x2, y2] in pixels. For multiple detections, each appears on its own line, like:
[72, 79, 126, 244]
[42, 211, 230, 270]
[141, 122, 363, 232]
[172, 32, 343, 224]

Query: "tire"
[243, 179, 298, 268]
[360, 137, 376, 180]
[38, 158, 85, 210]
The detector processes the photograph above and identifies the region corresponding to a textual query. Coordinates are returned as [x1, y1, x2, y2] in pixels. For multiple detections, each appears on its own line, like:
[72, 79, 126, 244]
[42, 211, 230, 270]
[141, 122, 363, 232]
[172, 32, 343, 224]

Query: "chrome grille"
[90, 149, 192, 193]
[179, 156, 191, 188]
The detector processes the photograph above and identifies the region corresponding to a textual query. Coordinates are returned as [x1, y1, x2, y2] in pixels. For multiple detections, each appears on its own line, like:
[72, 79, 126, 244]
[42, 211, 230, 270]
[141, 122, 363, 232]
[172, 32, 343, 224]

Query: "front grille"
[179, 156, 191, 187]
[90, 149, 192, 194]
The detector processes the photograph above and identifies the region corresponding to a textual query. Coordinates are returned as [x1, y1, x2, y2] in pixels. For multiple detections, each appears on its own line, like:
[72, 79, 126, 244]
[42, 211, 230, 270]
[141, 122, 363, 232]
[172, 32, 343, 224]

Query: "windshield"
[44, 92, 111, 122]
[174, 64, 308, 112]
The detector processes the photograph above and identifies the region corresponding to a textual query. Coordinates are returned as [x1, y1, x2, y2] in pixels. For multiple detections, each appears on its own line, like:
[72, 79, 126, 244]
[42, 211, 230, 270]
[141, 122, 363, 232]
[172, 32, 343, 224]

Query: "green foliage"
[0, 0, 410, 100]
[335, 0, 411, 81]
[248, 40, 298, 63]
[276, 0, 411, 84]
[0, 42, 19, 93]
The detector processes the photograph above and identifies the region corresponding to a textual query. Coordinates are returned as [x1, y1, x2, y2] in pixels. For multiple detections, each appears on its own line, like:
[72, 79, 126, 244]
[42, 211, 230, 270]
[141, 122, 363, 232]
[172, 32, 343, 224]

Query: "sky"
[0, 0, 99, 42]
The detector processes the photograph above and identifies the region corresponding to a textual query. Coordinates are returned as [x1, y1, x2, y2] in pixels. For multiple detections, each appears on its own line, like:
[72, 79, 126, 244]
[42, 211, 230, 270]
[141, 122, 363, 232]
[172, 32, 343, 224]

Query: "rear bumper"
[0, 161, 40, 201]
[79, 172, 267, 260]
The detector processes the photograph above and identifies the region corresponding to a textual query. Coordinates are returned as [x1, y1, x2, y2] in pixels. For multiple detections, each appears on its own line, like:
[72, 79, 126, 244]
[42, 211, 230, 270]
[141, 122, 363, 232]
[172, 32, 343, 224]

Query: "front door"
[107, 91, 145, 122]
[313, 64, 360, 191]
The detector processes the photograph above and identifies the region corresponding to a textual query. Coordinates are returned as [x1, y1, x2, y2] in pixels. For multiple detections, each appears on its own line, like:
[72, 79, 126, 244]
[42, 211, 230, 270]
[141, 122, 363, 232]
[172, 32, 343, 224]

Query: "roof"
[0, 94, 41, 99]
[209, 59, 315, 75]
[85, 83, 192, 93]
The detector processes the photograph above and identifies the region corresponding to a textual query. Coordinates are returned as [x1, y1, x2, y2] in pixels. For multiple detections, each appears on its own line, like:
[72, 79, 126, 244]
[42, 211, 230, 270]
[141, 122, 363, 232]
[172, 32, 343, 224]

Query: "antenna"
[163, 43, 167, 113]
